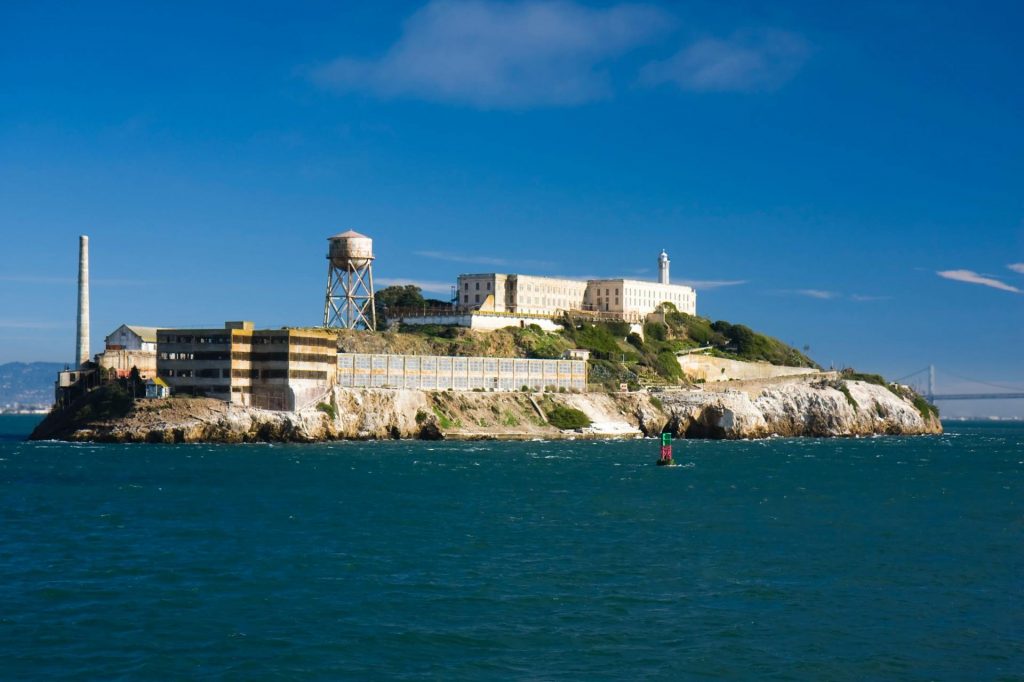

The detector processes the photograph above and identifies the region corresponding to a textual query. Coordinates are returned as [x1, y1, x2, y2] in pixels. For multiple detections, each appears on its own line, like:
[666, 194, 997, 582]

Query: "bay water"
[1, 416, 1020, 680]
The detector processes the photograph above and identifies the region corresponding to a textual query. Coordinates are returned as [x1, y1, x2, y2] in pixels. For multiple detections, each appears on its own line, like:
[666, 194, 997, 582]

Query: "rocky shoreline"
[30, 376, 942, 443]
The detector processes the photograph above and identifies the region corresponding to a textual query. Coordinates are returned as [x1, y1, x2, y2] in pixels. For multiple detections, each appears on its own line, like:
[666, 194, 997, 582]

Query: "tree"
[374, 285, 426, 325]
[128, 366, 143, 399]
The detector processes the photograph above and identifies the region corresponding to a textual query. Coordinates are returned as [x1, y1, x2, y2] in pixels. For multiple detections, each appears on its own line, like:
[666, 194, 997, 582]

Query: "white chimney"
[76, 235, 90, 366]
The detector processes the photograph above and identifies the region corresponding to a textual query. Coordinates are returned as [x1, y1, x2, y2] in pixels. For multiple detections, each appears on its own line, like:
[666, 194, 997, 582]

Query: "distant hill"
[0, 362, 63, 406]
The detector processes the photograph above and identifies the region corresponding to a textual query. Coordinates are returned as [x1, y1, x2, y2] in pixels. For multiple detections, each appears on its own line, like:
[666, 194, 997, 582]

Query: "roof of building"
[147, 377, 169, 387]
[124, 325, 158, 343]
[327, 229, 368, 240]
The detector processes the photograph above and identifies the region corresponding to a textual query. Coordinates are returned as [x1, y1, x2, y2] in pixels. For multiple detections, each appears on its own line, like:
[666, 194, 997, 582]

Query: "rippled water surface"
[1, 416, 1021, 680]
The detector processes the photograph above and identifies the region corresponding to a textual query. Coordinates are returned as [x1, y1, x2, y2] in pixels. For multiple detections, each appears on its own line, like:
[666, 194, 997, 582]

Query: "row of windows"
[229, 351, 336, 363]
[158, 334, 335, 349]
[228, 369, 328, 380]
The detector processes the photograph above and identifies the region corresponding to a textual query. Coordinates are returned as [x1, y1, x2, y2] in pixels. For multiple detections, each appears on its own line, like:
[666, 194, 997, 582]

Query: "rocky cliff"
[30, 377, 941, 443]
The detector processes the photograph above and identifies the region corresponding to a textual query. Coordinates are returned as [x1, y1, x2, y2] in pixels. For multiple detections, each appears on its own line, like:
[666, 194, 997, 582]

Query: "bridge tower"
[928, 365, 936, 403]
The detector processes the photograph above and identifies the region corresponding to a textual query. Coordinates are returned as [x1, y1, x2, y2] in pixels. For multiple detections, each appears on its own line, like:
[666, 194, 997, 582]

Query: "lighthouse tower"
[658, 249, 670, 285]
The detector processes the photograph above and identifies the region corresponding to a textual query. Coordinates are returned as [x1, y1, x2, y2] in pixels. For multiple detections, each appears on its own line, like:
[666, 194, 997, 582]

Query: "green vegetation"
[316, 402, 336, 420]
[912, 394, 940, 420]
[834, 380, 858, 410]
[74, 384, 133, 422]
[841, 370, 888, 387]
[431, 406, 453, 429]
[664, 313, 818, 367]
[543, 402, 591, 430]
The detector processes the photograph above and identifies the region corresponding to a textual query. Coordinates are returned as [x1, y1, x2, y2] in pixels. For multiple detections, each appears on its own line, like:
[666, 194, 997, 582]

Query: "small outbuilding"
[145, 377, 171, 399]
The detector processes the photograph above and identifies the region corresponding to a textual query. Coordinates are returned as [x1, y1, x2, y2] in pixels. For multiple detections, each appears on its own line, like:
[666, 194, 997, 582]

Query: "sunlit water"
[1, 416, 1021, 680]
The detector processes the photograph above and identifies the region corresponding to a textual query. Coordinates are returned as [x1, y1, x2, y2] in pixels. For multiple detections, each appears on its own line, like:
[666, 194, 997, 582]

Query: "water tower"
[323, 230, 376, 330]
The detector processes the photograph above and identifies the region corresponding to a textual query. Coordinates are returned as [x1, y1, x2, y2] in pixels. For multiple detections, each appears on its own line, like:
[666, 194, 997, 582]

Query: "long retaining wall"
[337, 353, 587, 392]
[678, 353, 820, 383]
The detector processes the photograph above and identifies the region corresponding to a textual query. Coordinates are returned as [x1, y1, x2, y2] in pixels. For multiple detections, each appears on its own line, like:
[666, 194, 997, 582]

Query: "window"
[464, 283, 469, 291]
[475, 282, 480, 290]
[487, 282, 491, 291]
[464, 294, 469, 303]
[475, 294, 480, 303]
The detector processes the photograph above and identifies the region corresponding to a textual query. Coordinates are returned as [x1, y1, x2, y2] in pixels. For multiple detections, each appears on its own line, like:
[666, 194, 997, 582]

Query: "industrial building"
[156, 322, 338, 411]
[97, 324, 158, 379]
[454, 250, 696, 322]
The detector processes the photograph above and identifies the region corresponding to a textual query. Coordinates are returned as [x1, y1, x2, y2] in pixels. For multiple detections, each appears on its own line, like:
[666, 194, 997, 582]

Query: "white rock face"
[660, 380, 940, 439]
[39, 379, 940, 443]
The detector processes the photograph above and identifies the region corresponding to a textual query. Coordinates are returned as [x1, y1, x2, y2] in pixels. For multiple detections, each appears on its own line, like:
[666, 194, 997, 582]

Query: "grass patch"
[316, 402, 336, 420]
[649, 395, 663, 411]
[431, 406, 454, 429]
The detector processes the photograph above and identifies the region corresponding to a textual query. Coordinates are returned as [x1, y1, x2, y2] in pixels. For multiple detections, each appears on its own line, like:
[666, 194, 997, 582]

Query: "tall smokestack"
[76, 235, 90, 366]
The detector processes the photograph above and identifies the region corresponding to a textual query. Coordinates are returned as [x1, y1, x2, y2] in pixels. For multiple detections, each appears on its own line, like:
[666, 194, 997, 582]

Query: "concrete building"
[156, 322, 338, 411]
[457, 274, 591, 316]
[98, 324, 158, 379]
[583, 279, 696, 316]
[454, 251, 696, 321]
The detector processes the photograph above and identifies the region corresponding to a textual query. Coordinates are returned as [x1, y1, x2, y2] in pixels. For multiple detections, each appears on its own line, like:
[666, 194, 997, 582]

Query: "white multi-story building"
[455, 250, 696, 320]
[584, 279, 695, 316]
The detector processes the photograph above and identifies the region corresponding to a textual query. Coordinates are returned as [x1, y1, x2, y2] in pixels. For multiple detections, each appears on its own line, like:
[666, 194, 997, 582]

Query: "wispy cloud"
[310, 0, 670, 108]
[849, 294, 892, 302]
[937, 269, 1022, 294]
[640, 29, 809, 92]
[677, 279, 747, 290]
[0, 275, 152, 286]
[1008, 263, 1024, 274]
[0, 320, 68, 330]
[788, 289, 837, 299]
[376, 277, 454, 295]
[415, 250, 555, 269]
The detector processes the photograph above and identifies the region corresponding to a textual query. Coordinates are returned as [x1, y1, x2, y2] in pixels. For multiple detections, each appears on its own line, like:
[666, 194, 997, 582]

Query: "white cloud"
[937, 270, 1022, 294]
[376, 277, 454, 295]
[311, 0, 669, 108]
[1008, 263, 1024, 274]
[676, 279, 747, 290]
[640, 29, 809, 92]
[415, 250, 554, 269]
[849, 294, 891, 302]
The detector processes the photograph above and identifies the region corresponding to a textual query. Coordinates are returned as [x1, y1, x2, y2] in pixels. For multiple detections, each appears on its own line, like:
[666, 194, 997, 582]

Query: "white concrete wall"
[338, 353, 587, 392]
[678, 354, 820, 383]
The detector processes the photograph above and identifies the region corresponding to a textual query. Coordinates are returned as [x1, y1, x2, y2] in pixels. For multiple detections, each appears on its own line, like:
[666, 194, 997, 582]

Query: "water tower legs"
[323, 260, 376, 330]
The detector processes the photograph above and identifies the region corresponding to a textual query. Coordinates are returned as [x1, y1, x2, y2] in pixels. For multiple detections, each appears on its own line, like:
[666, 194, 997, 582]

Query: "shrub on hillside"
[545, 403, 591, 430]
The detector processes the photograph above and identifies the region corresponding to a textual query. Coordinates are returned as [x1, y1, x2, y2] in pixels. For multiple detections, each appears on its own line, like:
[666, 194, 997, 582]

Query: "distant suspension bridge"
[896, 366, 1024, 402]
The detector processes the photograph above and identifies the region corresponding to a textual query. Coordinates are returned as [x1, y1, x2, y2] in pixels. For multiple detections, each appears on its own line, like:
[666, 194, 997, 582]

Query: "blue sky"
[1, 1, 1022, 415]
